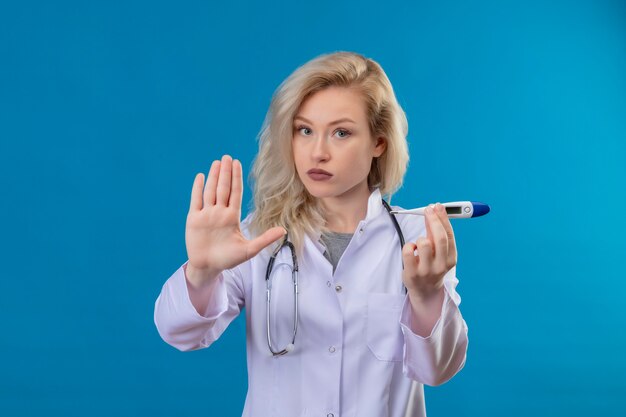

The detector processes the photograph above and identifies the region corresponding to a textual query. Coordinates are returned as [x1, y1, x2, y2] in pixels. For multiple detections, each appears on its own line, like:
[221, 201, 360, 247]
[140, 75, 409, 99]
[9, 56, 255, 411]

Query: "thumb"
[246, 227, 287, 260]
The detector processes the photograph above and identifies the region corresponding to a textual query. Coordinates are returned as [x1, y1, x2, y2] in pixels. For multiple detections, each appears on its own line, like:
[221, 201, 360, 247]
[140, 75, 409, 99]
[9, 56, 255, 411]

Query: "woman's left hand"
[401, 202, 458, 299]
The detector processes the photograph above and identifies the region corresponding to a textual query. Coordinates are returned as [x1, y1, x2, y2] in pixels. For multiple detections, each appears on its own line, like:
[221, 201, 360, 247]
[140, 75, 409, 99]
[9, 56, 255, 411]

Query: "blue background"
[1, 0, 624, 416]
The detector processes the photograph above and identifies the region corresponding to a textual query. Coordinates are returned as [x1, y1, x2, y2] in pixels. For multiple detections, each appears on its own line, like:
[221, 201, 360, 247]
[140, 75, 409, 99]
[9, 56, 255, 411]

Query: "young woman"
[154, 51, 468, 417]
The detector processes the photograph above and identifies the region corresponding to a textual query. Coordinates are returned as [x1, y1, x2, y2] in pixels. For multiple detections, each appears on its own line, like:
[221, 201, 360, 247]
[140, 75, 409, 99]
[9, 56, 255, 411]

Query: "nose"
[311, 135, 330, 163]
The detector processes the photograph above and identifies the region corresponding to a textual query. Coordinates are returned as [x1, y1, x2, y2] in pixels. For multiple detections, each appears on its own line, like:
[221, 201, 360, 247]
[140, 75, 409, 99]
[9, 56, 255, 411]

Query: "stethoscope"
[265, 198, 405, 356]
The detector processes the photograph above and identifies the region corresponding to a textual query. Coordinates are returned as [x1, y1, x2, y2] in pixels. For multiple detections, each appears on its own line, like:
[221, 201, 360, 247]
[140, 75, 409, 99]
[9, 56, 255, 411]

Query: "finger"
[228, 159, 243, 209]
[415, 237, 434, 275]
[203, 160, 220, 207]
[424, 205, 434, 256]
[246, 227, 287, 260]
[402, 242, 419, 272]
[435, 203, 458, 265]
[216, 155, 233, 206]
[190, 173, 204, 212]
[426, 204, 449, 270]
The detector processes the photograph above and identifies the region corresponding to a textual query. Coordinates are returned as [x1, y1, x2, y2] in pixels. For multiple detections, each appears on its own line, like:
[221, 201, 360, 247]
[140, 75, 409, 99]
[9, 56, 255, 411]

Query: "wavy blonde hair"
[248, 51, 409, 255]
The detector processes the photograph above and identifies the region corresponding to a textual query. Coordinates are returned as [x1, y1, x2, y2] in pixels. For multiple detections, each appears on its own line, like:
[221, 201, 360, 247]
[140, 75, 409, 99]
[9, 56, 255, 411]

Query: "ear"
[373, 136, 387, 157]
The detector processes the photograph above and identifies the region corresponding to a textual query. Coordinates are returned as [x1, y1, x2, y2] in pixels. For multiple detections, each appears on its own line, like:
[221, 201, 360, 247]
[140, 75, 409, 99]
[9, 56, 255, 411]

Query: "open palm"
[185, 155, 286, 278]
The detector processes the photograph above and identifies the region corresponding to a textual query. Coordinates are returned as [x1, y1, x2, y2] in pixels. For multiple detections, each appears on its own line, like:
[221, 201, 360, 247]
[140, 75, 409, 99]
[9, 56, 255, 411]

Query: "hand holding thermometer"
[390, 201, 490, 218]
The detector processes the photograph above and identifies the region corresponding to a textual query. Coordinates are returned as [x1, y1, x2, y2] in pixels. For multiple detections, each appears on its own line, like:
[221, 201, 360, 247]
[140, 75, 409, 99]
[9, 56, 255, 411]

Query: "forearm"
[184, 262, 222, 316]
[400, 283, 468, 385]
[398, 265, 468, 385]
[406, 286, 446, 337]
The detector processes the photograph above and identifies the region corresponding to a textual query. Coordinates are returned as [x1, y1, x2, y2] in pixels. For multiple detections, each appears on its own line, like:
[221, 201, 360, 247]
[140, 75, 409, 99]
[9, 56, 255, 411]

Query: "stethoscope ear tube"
[382, 199, 405, 249]
[382, 199, 407, 294]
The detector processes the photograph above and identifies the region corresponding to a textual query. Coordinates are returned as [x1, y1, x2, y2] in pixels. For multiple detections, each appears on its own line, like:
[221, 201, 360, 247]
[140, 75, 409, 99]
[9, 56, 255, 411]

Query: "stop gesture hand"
[185, 155, 286, 286]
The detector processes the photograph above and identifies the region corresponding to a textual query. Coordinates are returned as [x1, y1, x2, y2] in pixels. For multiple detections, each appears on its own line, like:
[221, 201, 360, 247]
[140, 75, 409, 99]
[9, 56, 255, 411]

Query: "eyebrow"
[293, 115, 356, 126]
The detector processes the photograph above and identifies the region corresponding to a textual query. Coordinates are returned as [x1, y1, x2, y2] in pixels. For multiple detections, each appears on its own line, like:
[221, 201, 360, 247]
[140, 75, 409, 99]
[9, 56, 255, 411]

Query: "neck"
[321, 181, 373, 233]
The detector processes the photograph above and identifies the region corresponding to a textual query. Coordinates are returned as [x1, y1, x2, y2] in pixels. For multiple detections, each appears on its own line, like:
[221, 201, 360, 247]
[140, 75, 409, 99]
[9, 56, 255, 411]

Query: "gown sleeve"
[398, 265, 469, 386]
[153, 260, 246, 351]
[153, 215, 255, 352]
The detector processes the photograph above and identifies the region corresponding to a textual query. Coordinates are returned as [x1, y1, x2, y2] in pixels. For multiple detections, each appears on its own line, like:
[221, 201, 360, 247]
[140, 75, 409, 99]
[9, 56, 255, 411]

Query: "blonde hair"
[248, 51, 409, 255]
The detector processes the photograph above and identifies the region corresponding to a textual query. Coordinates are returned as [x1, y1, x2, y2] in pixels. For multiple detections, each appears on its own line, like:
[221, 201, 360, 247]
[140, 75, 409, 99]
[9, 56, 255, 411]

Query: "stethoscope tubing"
[265, 198, 405, 356]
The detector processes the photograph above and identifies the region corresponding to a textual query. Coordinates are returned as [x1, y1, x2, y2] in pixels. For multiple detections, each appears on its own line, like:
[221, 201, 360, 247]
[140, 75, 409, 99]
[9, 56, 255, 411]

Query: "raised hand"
[185, 155, 286, 286]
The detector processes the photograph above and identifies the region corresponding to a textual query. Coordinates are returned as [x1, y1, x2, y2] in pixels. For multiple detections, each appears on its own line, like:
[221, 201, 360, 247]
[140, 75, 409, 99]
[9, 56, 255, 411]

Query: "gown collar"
[309, 187, 384, 254]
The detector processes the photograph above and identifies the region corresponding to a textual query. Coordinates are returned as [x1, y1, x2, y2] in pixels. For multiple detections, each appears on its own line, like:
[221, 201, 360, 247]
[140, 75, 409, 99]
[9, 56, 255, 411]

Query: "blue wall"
[1, 0, 624, 415]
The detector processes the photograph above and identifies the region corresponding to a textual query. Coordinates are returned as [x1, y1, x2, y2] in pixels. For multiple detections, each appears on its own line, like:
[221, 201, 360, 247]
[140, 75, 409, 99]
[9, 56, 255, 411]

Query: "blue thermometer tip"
[471, 202, 490, 217]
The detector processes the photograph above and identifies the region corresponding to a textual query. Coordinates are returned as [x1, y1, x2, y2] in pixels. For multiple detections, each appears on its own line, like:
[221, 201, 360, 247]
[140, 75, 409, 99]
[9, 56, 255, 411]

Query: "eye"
[295, 125, 312, 136]
[335, 129, 351, 139]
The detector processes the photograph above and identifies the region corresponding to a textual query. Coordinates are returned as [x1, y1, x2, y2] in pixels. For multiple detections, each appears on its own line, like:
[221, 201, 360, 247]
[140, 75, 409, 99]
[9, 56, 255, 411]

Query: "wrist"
[407, 283, 444, 302]
[184, 262, 221, 289]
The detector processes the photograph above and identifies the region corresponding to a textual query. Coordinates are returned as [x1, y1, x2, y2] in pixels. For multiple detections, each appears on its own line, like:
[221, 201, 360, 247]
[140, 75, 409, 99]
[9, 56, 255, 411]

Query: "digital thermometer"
[390, 201, 490, 218]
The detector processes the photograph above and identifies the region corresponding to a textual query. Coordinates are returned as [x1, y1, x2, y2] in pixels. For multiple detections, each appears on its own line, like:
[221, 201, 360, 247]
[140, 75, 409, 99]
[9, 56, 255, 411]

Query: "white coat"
[154, 188, 469, 417]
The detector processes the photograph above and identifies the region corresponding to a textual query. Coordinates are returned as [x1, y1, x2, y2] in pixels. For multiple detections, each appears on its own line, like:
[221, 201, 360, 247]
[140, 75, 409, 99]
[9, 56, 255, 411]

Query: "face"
[292, 86, 386, 200]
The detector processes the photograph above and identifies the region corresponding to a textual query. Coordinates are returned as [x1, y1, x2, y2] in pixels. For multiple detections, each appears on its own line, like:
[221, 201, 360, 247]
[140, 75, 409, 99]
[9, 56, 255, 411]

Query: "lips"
[307, 168, 332, 176]
[307, 168, 333, 181]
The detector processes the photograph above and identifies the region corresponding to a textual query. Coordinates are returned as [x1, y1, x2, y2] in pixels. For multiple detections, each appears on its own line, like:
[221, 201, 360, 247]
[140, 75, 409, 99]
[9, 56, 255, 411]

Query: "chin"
[302, 181, 338, 199]
[304, 187, 333, 199]
[305, 182, 362, 201]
